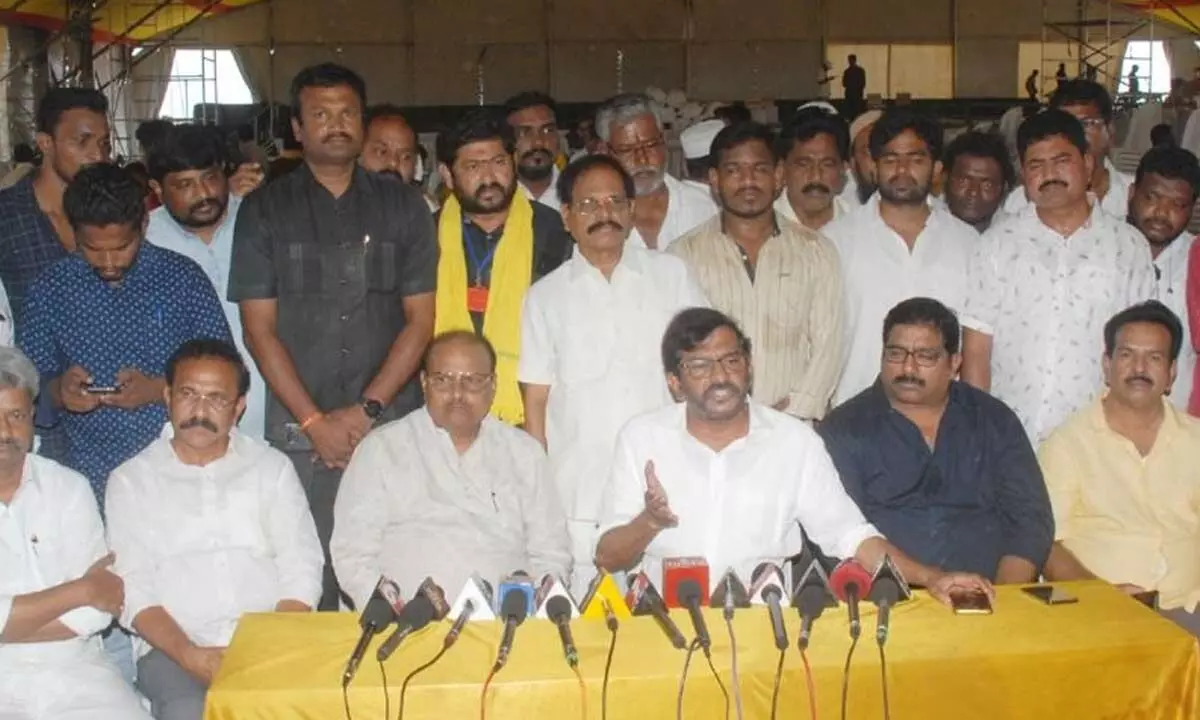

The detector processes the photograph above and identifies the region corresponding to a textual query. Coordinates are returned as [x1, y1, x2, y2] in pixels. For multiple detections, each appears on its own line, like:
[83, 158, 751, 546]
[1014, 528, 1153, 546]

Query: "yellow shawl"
[434, 191, 533, 425]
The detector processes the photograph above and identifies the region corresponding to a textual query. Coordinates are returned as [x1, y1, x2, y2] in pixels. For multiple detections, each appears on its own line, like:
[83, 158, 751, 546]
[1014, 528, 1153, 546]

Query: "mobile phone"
[1021, 585, 1079, 606]
[84, 385, 120, 395]
[950, 590, 993, 615]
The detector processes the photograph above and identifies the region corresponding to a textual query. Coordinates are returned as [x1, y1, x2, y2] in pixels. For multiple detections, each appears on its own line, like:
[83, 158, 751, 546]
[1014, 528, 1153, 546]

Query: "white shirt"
[147, 196, 265, 438]
[0, 277, 12, 347]
[963, 204, 1157, 444]
[520, 165, 562, 210]
[824, 194, 978, 406]
[1152, 235, 1196, 411]
[1004, 159, 1133, 218]
[839, 174, 865, 209]
[627, 174, 719, 252]
[330, 407, 571, 608]
[519, 246, 709, 588]
[596, 402, 882, 591]
[105, 430, 323, 657]
[773, 191, 851, 229]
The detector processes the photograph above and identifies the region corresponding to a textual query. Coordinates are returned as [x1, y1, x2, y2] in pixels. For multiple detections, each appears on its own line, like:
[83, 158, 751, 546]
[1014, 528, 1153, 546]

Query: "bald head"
[424, 331, 497, 375]
[362, 105, 419, 183]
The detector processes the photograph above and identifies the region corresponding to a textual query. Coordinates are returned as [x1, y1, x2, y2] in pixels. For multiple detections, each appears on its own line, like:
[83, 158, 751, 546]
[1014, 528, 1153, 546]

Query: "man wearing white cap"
[680, 119, 725, 195]
[845, 109, 883, 207]
[595, 93, 717, 252]
[775, 108, 853, 231]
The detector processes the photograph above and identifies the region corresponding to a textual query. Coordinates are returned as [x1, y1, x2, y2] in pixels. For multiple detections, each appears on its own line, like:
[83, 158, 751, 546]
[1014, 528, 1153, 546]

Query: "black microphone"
[628, 574, 687, 649]
[547, 596, 578, 667]
[867, 555, 910, 647]
[678, 579, 711, 654]
[493, 586, 530, 672]
[376, 578, 449, 662]
[829, 560, 873, 641]
[750, 563, 789, 652]
[342, 577, 401, 687]
[793, 559, 837, 651]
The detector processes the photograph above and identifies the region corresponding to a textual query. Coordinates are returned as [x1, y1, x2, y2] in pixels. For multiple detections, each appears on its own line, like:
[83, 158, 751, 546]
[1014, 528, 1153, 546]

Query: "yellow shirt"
[1039, 398, 1200, 611]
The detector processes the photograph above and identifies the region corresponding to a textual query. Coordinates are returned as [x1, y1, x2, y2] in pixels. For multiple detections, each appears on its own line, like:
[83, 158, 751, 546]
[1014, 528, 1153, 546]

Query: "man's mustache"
[703, 383, 741, 402]
[473, 182, 505, 198]
[801, 183, 831, 195]
[520, 148, 554, 163]
[893, 375, 925, 388]
[1039, 179, 1068, 192]
[0, 437, 22, 451]
[189, 198, 221, 214]
[181, 417, 219, 433]
[323, 132, 352, 143]
[1125, 375, 1153, 387]
[587, 220, 623, 234]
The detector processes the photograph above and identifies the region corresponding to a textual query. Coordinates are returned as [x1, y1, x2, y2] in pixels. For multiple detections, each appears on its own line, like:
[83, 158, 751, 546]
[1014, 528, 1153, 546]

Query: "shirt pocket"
[279, 241, 323, 296]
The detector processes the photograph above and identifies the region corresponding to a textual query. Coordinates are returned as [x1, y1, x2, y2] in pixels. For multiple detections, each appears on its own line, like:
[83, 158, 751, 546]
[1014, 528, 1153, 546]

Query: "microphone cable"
[800, 648, 818, 720]
[379, 661, 390, 720]
[676, 638, 701, 720]
[724, 616, 743, 720]
[769, 649, 785, 720]
[601, 604, 618, 720]
[839, 634, 860, 720]
[878, 643, 892, 720]
[479, 666, 499, 720]
[702, 644, 732, 720]
[396, 645, 449, 720]
[571, 663, 588, 720]
[342, 683, 353, 720]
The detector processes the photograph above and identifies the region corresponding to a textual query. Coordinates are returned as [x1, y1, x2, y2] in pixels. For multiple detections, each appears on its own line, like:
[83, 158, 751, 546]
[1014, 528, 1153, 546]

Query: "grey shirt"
[228, 164, 437, 446]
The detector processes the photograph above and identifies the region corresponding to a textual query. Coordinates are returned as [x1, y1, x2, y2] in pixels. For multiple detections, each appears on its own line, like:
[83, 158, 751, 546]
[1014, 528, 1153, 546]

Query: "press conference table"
[203, 581, 1200, 720]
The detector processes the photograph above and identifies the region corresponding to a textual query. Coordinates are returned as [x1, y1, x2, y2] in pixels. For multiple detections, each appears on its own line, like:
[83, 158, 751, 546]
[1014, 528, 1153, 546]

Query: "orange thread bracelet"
[299, 413, 324, 432]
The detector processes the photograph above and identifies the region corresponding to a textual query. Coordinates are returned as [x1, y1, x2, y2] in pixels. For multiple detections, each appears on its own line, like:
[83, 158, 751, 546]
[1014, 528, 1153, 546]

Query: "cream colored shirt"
[1040, 398, 1200, 611]
[670, 215, 843, 420]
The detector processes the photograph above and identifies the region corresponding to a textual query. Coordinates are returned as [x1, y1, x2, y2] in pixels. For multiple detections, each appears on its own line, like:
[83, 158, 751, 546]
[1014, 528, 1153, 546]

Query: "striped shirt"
[670, 214, 844, 420]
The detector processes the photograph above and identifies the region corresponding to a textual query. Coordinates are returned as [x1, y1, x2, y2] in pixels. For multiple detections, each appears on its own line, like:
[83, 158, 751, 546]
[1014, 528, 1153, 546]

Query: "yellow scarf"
[434, 191, 534, 425]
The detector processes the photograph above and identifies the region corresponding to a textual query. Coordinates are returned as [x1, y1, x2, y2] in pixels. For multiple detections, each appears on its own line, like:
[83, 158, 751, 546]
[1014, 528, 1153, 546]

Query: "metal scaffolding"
[1040, 0, 1156, 97]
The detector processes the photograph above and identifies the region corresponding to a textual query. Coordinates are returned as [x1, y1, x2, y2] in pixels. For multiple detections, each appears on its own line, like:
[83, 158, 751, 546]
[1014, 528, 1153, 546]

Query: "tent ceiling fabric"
[0, 0, 264, 43]
[1119, 0, 1200, 35]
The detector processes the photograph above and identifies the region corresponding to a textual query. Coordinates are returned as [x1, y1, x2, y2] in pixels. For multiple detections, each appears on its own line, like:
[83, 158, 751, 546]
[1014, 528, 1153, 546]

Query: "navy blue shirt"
[0, 174, 70, 331]
[20, 243, 232, 508]
[818, 380, 1054, 580]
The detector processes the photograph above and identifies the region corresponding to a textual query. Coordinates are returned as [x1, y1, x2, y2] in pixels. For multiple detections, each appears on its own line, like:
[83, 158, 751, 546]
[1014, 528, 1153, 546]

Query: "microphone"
[547, 596, 579, 667]
[534, 575, 580, 620]
[376, 577, 450, 662]
[449, 574, 496, 622]
[495, 571, 536, 617]
[709, 568, 750, 621]
[662, 557, 710, 609]
[493, 584, 531, 672]
[342, 576, 401, 687]
[678, 578, 712, 654]
[627, 572, 687, 649]
[444, 598, 475, 648]
[792, 558, 837, 651]
[866, 555, 911, 647]
[829, 560, 874, 641]
[601, 597, 619, 632]
[750, 563, 789, 651]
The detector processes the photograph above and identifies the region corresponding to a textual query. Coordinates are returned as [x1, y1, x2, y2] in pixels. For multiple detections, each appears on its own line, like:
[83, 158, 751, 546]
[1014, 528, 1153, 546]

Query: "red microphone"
[829, 560, 874, 640]
[662, 557, 710, 609]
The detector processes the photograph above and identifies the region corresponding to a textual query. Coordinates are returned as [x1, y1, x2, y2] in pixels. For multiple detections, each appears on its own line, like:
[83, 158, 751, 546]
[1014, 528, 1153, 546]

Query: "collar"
[676, 398, 776, 449]
[1088, 394, 1184, 442]
[156, 422, 242, 466]
[1, 454, 42, 507]
[568, 243, 643, 280]
[154, 195, 242, 241]
[416, 405, 490, 455]
[863, 377, 967, 416]
[1153, 233, 1195, 269]
[297, 162, 373, 199]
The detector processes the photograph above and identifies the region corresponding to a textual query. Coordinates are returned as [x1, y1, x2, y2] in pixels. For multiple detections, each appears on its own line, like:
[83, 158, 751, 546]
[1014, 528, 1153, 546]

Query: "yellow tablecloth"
[204, 582, 1200, 719]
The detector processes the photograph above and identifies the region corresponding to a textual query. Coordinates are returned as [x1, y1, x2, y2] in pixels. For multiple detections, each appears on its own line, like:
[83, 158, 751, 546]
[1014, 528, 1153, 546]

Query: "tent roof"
[0, 0, 263, 43]
[1118, 0, 1200, 35]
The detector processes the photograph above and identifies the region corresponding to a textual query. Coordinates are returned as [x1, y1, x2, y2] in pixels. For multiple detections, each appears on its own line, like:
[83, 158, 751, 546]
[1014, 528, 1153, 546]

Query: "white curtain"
[231, 46, 272, 103]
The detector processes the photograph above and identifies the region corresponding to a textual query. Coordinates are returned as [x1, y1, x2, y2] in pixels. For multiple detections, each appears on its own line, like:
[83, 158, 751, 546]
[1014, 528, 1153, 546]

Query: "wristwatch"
[360, 397, 384, 421]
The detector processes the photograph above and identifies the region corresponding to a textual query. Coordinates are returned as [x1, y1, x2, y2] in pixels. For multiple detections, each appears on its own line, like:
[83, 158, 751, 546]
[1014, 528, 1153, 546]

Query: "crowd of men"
[2, 60, 1200, 719]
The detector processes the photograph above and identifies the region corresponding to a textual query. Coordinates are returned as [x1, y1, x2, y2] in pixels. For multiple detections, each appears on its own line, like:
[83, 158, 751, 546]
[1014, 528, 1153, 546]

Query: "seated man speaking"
[332, 331, 571, 606]
[819, 298, 1054, 583]
[106, 339, 323, 720]
[594, 307, 991, 604]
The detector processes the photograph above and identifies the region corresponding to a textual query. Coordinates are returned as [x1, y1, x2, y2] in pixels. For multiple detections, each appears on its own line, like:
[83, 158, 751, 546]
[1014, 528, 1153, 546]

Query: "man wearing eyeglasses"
[105, 339, 323, 720]
[331, 331, 571, 604]
[594, 93, 717, 251]
[595, 307, 994, 603]
[519, 154, 708, 592]
[818, 298, 1053, 584]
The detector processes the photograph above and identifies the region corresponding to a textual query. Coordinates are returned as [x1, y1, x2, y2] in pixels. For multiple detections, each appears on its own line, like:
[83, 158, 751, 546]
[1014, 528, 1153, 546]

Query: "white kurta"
[518, 246, 709, 589]
[520, 165, 562, 210]
[105, 430, 324, 658]
[1152, 235, 1196, 411]
[773, 191, 851, 229]
[962, 203, 1157, 444]
[596, 402, 881, 591]
[1004, 159, 1133, 219]
[146, 196, 266, 439]
[823, 194, 978, 406]
[0, 455, 151, 720]
[331, 408, 572, 608]
[627, 174, 718, 252]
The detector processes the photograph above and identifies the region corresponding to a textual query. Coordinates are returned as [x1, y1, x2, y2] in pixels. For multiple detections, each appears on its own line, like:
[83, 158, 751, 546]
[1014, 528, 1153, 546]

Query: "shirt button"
[341, 348, 350, 355]
[340, 314, 348, 321]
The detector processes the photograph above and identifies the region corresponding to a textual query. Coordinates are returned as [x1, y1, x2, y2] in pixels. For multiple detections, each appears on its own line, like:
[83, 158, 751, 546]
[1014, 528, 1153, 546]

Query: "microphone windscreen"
[829, 560, 873, 602]
[361, 577, 401, 630]
[546, 596, 572, 622]
[678, 579, 703, 606]
[399, 597, 436, 629]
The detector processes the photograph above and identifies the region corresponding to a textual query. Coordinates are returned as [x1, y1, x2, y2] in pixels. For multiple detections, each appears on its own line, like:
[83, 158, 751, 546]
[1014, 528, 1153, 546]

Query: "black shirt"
[440, 202, 572, 333]
[228, 164, 437, 446]
[843, 66, 866, 100]
[817, 380, 1054, 580]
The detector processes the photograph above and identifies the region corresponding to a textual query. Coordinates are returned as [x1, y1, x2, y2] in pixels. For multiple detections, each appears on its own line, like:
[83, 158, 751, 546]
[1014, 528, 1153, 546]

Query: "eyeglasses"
[173, 387, 235, 410]
[572, 196, 632, 215]
[609, 137, 665, 159]
[883, 346, 945, 368]
[426, 371, 495, 394]
[1077, 117, 1107, 130]
[678, 351, 748, 379]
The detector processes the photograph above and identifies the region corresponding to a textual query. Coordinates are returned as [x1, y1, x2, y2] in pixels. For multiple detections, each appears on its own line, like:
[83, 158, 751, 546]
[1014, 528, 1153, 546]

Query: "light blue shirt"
[146, 195, 265, 439]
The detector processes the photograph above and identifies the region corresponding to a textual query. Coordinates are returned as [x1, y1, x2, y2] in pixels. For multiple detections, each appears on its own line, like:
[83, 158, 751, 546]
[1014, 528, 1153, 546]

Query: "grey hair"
[0, 348, 40, 400]
[595, 93, 665, 143]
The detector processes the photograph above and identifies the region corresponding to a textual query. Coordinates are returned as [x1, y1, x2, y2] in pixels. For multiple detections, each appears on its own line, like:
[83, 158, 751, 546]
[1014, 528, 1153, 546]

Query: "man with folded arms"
[332, 331, 571, 606]
[1041, 302, 1200, 635]
[106, 339, 323, 719]
[594, 307, 992, 604]
[0, 346, 150, 719]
